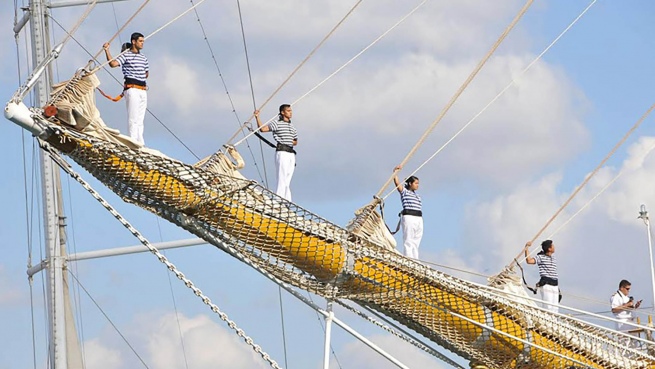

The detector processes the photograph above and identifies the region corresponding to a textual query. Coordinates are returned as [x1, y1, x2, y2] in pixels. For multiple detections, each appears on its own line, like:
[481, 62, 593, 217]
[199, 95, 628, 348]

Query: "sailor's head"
[278, 104, 292, 121]
[131, 32, 145, 51]
[541, 240, 554, 254]
[404, 176, 419, 191]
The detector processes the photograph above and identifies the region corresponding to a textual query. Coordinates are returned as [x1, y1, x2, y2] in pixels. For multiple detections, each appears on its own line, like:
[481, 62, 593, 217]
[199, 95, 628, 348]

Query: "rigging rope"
[227, 0, 365, 145]
[382, 0, 597, 201]
[91, 0, 150, 61]
[234, 0, 427, 148]
[42, 142, 284, 369]
[48, 16, 200, 160]
[375, 0, 535, 199]
[68, 272, 150, 368]
[502, 101, 655, 274]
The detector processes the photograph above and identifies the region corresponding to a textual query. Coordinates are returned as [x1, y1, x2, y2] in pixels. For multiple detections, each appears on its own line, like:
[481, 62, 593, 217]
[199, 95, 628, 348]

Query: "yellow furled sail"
[21, 72, 655, 369]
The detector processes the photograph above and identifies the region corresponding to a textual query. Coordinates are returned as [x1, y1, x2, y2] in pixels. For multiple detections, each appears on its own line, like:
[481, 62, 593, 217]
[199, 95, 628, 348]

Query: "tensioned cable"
[235, 0, 269, 187]
[226, 0, 365, 145]
[382, 0, 598, 201]
[522, 142, 655, 263]
[68, 271, 150, 368]
[234, 0, 428, 148]
[43, 143, 283, 369]
[375, 0, 535, 199]
[502, 101, 655, 274]
[184, 0, 266, 184]
[155, 217, 190, 369]
[49, 16, 199, 160]
[91, 0, 150, 61]
[91, 0, 209, 74]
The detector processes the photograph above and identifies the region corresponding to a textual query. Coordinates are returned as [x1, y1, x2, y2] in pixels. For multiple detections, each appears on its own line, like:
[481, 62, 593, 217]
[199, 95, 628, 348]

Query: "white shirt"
[610, 290, 633, 330]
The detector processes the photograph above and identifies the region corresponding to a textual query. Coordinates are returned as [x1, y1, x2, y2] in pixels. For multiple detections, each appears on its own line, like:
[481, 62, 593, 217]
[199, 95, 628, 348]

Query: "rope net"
[33, 72, 655, 369]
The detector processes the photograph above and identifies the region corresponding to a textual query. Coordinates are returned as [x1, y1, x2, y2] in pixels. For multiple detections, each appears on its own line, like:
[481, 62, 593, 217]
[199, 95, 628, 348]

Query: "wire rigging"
[227, 0, 365, 145]
[375, 0, 535, 199]
[502, 101, 655, 275]
[234, 0, 427, 148]
[382, 0, 598, 201]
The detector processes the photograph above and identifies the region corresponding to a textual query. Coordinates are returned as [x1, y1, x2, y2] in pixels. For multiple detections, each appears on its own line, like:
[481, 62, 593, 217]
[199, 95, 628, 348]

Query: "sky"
[3, 0, 655, 368]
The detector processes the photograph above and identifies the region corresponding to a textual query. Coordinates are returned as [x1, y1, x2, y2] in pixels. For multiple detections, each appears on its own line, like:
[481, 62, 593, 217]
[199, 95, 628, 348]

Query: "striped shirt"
[400, 188, 422, 212]
[116, 51, 149, 83]
[269, 119, 297, 146]
[534, 254, 557, 280]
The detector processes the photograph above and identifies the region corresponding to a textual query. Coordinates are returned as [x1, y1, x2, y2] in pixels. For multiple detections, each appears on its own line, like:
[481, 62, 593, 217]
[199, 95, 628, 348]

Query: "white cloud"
[83, 313, 271, 369]
[331, 334, 450, 369]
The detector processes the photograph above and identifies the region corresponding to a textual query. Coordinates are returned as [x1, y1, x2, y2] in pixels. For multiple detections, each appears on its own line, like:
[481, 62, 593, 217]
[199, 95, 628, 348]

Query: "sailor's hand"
[525, 241, 532, 248]
[253, 110, 260, 117]
[636, 300, 643, 309]
[103, 42, 110, 50]
[394, 165, 402, 171]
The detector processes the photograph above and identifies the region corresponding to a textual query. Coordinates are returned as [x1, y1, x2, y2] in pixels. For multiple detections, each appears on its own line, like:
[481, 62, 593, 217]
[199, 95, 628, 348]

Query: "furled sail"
[15, 71, 655, 369]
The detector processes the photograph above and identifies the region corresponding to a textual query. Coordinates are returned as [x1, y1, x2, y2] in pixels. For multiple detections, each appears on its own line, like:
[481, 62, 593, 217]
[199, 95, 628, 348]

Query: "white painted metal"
[322, 301, 334, 369]
[639, 204, 655, 312]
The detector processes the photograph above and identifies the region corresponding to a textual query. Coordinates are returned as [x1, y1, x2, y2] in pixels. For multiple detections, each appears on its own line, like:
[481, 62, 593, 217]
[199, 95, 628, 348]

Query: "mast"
[25, 0, 74, 367]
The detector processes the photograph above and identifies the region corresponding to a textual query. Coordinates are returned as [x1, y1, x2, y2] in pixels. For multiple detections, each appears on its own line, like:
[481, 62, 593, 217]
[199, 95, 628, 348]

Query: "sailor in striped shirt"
[393, 165, 423, 259]
[254, 104, 298, 201]
[525, 240, 559, 313]
[103, 32, 149, 145]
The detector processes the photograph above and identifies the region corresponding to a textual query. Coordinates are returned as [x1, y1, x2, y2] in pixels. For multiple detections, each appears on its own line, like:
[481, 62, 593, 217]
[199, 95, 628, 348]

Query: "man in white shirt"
[611, 279, 642, 331]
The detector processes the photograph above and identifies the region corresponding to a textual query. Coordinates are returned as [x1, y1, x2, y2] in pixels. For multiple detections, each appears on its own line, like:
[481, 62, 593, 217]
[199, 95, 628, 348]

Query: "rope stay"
[226, 0, 364, 145]
[381, 0, 598, 202]
[22, 67, 655, 368]
[375, 0, 535, 199]
[234, 0, 428, 148]
[499, 101, 655, 276]
[40, 141, 284, 369]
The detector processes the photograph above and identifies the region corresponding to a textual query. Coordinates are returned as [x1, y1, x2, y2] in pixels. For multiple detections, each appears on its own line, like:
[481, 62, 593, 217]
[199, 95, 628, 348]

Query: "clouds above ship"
[83, 313, 270, 369]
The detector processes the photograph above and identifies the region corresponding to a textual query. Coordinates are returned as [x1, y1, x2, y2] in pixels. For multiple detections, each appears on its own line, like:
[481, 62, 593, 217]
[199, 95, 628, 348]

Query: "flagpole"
[638, 204, 655, 311]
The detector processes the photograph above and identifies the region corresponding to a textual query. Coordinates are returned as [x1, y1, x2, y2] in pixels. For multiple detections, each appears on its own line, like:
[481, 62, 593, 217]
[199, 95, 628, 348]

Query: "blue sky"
[3, 1, 655, 368]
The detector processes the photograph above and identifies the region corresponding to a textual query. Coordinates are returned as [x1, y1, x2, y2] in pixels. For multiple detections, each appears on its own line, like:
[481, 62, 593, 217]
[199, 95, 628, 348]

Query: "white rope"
[376, 0, 534, 198]
[382, 0, 598, 201]
[233, 0, 427, 147]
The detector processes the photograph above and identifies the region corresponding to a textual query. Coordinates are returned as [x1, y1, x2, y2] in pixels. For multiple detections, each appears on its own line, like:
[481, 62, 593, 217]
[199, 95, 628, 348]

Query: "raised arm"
[102, 43, 120, 68]
[254, 110, 270, 132]
[393, 165, 403, 194]
[524, 241, 536, 264]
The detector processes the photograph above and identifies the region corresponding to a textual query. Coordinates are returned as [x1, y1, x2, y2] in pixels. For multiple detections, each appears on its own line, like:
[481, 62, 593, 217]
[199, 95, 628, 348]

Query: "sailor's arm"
[254, 110, 270, 132]
[524, 241, 536, 264]
[611, 300, 634, 314]
[102, 43, 120, 68]
[393, 165, 403, 193]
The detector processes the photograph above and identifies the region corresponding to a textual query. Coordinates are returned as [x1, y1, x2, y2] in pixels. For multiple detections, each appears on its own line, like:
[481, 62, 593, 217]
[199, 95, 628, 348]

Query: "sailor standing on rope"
[525, 240, 559, 313]
[103, 32, 149, 145]
[393, 166, 423, 259]
[254, 105, 297, 201]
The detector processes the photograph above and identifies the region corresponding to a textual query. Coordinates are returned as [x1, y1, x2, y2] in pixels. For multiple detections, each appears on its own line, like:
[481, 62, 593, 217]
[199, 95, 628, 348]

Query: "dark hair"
[131, 32, 144, 42]
[279, 104, 291, 114]
[538, 240, 553, 255]
[404, 176, 419, 189]
[121, 42, 132, 52]
[619, 279, 631, 289]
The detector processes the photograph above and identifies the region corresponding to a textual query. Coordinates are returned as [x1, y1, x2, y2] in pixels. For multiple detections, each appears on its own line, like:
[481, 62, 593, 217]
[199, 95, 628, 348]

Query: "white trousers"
[401, 215, 423, 259]
[125, 88, 147, 145]
[275, 151, 295, 201]
[541, 284, 559, 314]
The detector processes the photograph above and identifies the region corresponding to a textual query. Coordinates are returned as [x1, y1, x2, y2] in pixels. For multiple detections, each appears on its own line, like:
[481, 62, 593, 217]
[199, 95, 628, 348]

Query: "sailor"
[610, 279, 642, 331]
[524, 240, 559, 313]
[393, 165, 423, 259]
[254, 105, 297, 201]
[103, 32, 149, 145]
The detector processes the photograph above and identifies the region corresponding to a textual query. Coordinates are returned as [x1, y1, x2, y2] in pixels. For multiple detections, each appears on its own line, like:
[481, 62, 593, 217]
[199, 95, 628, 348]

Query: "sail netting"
[35, 72, 655, 369]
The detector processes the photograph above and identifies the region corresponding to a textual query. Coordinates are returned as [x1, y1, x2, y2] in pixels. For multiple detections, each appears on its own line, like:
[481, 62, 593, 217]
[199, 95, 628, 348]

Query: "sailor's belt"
[276, 143, 296, 154]
[401, 209, 422, 217]
[125, 84, 147, 90]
